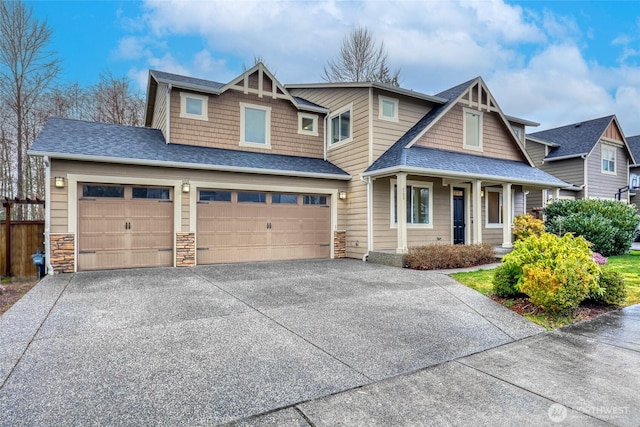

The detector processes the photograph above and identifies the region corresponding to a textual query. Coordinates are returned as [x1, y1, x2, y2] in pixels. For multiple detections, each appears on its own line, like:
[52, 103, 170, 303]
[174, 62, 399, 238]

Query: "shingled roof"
[527, 115, 616, 160]
[29, 118, 350, 180]
[627, 135, 640, 166]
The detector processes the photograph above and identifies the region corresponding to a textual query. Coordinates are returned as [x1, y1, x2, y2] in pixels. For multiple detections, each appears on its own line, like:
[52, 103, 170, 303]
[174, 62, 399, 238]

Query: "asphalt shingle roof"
[29, 118, 350, 179]
[400, 146, 567, 186]
[627, 135, 640, 165]
[527, 115, 615, 160]
[366, 78, 476, 173]
[150, 70, 225, 92]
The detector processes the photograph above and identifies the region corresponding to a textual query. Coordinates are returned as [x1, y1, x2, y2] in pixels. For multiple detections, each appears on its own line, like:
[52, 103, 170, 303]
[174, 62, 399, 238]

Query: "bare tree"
[91, 71, 145, 126]
[0, 0, 59, 207]
[322, 27, 400, 85]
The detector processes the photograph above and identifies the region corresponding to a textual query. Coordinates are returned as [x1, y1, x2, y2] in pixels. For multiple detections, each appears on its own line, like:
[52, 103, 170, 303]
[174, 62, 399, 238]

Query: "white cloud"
[113, 0, 640, 134]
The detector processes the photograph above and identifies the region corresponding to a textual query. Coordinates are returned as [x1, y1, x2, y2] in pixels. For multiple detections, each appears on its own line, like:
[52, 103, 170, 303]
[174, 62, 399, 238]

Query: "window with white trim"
[390, 180, 433, 226]
[329, 105, 352, 145]
[240, 102, 271, 148]
[379, 95, 398, 122]
[463, 108, 483, 150]
[297, 113, 318, 136]
[179, 92, 208, 121]
[602, 145, 616, 174]
[486, 188, 503, 226]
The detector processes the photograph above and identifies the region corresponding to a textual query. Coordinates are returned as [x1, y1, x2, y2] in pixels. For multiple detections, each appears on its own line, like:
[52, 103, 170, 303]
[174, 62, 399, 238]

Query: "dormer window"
[179, 92, 208, 121]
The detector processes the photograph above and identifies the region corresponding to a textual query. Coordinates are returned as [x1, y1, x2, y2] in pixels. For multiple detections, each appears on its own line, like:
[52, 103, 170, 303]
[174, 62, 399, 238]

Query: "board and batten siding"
[587, 141, 628, 200]
[49, 160, 345, 235]
[415, 104, 527, 162]
[289, 86, 371, 259]
[151, 82, 169, 139]
[168, 89, 325, 159]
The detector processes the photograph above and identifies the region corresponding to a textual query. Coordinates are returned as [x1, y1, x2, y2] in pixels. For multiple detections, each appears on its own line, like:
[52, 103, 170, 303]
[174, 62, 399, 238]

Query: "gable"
[413, 103, 527, 162]
[602, 120, 624, 142]
[224, 66, 290, 100]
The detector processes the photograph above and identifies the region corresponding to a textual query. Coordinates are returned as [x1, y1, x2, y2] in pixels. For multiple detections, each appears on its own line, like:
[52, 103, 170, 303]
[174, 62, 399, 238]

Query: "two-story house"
[524, 115, 635, 213]
[30, 64, 566, 273]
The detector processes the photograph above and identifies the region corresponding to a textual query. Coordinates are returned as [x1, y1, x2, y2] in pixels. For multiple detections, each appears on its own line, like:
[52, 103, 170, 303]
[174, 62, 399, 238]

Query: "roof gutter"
[28, 151, 352, 181]
[543, 153, 588, 163]
[361, 165, 568, 188]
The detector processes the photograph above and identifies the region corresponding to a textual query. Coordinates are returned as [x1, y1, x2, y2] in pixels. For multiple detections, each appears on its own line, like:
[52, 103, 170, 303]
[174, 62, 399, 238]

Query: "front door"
[453, 188, 465, 244]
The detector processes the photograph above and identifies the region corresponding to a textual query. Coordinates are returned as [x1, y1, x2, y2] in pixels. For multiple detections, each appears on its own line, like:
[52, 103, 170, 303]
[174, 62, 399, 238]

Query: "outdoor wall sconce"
[182, 181, 190, 193]
[54, 177, 65, 188]
[480, 190, 485, 198]
[339, 191, 347, 200]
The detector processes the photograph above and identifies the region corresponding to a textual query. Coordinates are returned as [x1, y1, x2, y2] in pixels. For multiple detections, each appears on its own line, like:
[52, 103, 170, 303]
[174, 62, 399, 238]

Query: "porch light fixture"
[182, 181, 190, 193]
[54, 177, 65, 188]
[339, 191, 347, 200]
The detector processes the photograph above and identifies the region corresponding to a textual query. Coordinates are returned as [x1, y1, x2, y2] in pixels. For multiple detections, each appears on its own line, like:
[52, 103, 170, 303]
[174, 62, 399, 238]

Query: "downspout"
[166, 84, 172, 143]
[44, 156, 53, 274]
[323, 115, 328, 161]
[582, 153, 588, 198]
[360, 174, 372, 261]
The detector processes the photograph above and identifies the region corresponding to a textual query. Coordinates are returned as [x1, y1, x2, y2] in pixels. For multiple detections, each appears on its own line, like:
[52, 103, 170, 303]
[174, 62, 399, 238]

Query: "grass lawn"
[451, 251, 640, 329]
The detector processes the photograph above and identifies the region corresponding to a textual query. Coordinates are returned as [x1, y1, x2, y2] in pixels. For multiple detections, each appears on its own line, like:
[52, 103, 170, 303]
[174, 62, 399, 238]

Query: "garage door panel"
[197, 190, 332, 265]
[78, 185, 173, 270]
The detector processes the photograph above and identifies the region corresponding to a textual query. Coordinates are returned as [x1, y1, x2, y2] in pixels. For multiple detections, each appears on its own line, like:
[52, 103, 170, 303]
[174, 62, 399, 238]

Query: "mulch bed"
[490, 294, 619, 322]
[0, 278, 40, 317]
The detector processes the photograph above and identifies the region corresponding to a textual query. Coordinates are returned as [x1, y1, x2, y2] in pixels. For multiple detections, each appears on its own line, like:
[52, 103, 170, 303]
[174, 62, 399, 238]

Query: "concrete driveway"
[0, 259, 638, 426]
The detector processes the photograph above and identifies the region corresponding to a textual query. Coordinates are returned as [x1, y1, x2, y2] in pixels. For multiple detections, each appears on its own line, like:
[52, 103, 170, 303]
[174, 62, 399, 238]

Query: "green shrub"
[492, 263, 521, 297]
[512, 214, 545, 241]
[544, 199, 640, 256]
[404, 244, 495, 270]
[590, 268, 627, 306]
[501, 232, 600, 313]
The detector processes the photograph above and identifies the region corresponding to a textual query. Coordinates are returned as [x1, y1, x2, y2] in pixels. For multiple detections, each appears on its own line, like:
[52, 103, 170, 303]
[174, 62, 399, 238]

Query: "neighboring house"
[30, 64, 566, 273]
[628, 135, 640, 212]
[524, 116, 635, 213]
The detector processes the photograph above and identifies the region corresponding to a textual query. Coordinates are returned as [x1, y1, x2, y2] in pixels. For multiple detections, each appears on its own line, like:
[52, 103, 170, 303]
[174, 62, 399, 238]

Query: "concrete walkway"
[0, 259, 638, 426]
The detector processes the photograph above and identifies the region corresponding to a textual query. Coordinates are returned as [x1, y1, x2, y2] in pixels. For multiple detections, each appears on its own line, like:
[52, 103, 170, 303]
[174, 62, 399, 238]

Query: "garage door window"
[132, 187, 170, 200]
[82, 185, 124, 198]
[303, 195, 327, 205]
[272, 194, 298, 204]
[200, 190, 231, 202]
[238, 192, 266, 203]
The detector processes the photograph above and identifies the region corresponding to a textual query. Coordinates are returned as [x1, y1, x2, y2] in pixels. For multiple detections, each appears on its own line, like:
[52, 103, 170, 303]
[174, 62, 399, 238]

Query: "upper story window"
[602, 145, 616, 174]
[179, 92, 208, 121]
[240, 102, 271, 148]
[329, 104, 352, 146]
[379, 95, 399, 122]
[390, 180, 433, 227]
[298, 112, 318, 136]
[463, 108, 483, 151]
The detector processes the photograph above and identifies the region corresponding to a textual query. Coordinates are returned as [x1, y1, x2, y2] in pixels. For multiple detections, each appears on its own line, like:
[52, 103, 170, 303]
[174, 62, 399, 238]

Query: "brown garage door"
[197, 190, 330, 264]
[78, 185, 173, 270]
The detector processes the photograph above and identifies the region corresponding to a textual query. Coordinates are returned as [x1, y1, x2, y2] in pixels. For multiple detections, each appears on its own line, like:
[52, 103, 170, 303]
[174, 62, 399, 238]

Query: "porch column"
[502, 183, 513, 248]
[396, 172, 408, 254]
[472, 180, 482, 244]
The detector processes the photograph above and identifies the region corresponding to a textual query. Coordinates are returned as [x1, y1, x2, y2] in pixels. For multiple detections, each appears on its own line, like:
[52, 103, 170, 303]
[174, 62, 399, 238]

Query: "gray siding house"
[524, 115, 635, 213]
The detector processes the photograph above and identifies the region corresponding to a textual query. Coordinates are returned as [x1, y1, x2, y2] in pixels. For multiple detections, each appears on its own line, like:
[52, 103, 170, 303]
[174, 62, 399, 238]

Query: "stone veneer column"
[50, 234, 75, 273]
[333, 230, 346, 258]
[176, 233, 195, 267]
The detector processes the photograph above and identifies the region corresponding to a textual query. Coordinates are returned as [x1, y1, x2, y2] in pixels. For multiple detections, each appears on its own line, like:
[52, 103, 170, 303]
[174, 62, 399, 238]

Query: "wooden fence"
[0, 221, 45, 277]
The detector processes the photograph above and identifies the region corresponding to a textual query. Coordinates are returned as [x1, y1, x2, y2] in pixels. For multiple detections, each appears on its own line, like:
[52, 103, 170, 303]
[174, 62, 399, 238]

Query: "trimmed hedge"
[544, 199, 640, 256]
[404, 244, 495, 270]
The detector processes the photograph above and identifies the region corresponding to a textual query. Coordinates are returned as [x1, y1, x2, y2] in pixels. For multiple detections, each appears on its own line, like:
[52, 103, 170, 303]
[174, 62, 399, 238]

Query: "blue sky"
[32, 0, 640, 134]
